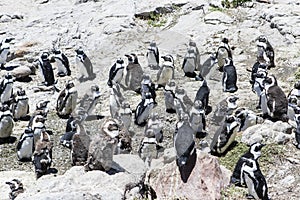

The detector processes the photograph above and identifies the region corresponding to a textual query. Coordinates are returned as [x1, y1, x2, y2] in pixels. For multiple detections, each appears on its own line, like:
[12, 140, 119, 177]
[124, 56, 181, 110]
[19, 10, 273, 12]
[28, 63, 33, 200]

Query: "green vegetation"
[221, 184, 247, 200]
[209, 6, 224, 12]
[294, 68, 300, 80]
[221, 0, 252, 8]
[147, 12, 167, 27]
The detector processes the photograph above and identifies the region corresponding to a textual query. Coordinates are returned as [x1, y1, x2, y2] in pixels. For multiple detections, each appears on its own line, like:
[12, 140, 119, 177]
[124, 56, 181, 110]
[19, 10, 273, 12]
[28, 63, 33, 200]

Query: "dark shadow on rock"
[85, 115, 105, 121]
[108, 161, 126, 175]
[14, 115, 31, 122]
[210, 140, 239, 157]
[3, 65, 19, 71]
[177, 150, 197, 183]
[0, 136, 17, 145]
[200, 56, 215, 78]
[15, 76, 33, 83]
[48, 168, 58, 174]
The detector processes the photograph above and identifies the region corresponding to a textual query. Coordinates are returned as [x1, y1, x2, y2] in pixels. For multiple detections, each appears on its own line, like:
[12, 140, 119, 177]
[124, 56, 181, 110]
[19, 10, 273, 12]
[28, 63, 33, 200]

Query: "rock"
[162, 147, 176, 164]
[0, 15, 12, 23]
[11, 66, 33, 79]
[204, 11, 234, 25]
[113, 154, 147, 177]
[148, 150, 230, 199]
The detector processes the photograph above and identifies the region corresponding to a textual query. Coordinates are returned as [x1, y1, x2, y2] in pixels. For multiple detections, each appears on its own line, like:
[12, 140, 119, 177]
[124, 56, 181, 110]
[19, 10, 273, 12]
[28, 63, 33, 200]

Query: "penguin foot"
[245, 194, 255, 199]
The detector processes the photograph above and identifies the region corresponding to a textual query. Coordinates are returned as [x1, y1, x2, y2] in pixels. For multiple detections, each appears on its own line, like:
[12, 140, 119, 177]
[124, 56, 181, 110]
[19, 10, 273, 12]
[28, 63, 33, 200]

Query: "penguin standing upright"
[189, 100, 206, 138]
[241, 158, 270, 200]
[107, 58, 125, 87]
[139, 129, 158, 168]
[146, 41, 159, 69]
[110, 84, 123, 119]
[0, 38, 13, 68]
[210, 115, 240, 155]
[262, 75, 288, 121]
[31, 115, 46, 143]
[52, 49, 71, 77]
[157, 55, 175, 88]
[118, 101, 132, 131]
[79, 84, 101, 116]
[135, 92, 154, 126]
[37, 52, 55, 86]
[294, 113, 300, 149]
[216, 38, 232, 72]
[252, 67, 268, 109]
[234, 108, 263, 131]
[56, 80, 78, 118]
[163, 79, 177, 113]
[0, 73, 14, 104]
[140, 74, 156, 104]
[194, 79, 210, 114]
[287, 80, 300, 107]
[174, 114, 196, 169]
[222, 58, 238, 93]
[17, 127, 34, 161]
[75, 47, 95, 82]
[212, 95, 239, 125]
[182, 47, 197, 78]
[144, 112, 163, 143]
[0, 103, 14, 140]
[188, 40, 200, 71]
[231, 142, 265, 186]
[125, 54, 144, 93]
[11, 87, 29, 120]
[256, 35, 275, 69]
[174, 87, 194, 119]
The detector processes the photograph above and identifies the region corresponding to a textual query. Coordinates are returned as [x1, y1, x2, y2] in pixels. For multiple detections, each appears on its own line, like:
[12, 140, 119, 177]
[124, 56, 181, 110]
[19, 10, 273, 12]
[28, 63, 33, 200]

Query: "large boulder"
[147, 150, 231, 199]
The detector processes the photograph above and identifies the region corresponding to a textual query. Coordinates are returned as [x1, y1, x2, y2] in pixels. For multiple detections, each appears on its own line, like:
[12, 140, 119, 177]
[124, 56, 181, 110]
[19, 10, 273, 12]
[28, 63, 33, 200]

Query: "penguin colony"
[0, 32, 298, 200]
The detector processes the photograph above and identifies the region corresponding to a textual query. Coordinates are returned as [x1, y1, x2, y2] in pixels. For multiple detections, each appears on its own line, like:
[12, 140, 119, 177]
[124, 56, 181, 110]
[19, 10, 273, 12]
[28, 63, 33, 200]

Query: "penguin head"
[91, 84, 101, 98]
[0, 103, 10, 112]
[189, 40, 197, 47]
[255, 69, 268, 79]
[249, 142, 265, 160]
[66, 80, 75, 89]
[294, 81, 300, 90]
[24, 127, 33, 134]
[234, 107, 247, 120]
[150, 41, 156, 47]
[36, 100, 50, 110]
[187, 48, 195, 55]
[141, 74, 151, 85]
[221, 38, 229, 44]
[263, 75, 277, 87]
[102, 118, 120, 138]
[165, 79, 176, 90]
[5, 73, 13, 80]
[75, 47, 84, 55]
[125, 54, 138, 64]
[194, 100, 203, 110]
[53, 49, 61, 54]
[116, 58, 124, 65]
[41, 52, 49, 60]
[227, 95, 239, 109]
[17, 88, 26, 96]
[257, 35, 268, 43]
[161, 55, 174, 63]
[225, 115, 236, 124]
[224, 57, 233, 66]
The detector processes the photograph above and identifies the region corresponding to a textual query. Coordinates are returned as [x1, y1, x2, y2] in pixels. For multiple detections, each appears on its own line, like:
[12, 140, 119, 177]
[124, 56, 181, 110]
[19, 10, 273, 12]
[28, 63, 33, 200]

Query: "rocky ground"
[0, 0, 300, 199]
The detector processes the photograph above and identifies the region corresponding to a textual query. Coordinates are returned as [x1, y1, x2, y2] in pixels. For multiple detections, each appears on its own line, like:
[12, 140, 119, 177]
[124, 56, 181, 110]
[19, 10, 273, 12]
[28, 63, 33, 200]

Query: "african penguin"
[118, 101, 132, 132]
[5, 179, 24, 200]
[139, 129, 158, 168]
[216, 38, 232, 72]
[75, 47, 95, 82]
[115, 128, 132, 155]
[294, 114, 300, 149]
[144, 112, 163, 143]
[222, 58, 238, 93]
[107, 58, 125, 87]
[140, 74, 156, 104]
[249, 61, 267, 87]
[194, 79, 211, 115]
[241, 158, 270, 200]
[163, 79, 177, 113]
[146, 41, 159, 69]
[252, 67, 268, 109]
[262, 75, 288, 121]
[256, 35, 275, 69]
[231, 142, 265, 186]
[31, 115, 46, 144]
[182, 47, 197, 78]
[37, 52, 55, 86]
[0, 38, 12, 68]
[125, 53, 144, 93]
[174, 114, 196, 168]
[156, 55, 175, 88]
[79, 84, 101, 116]
[135, 92, 154, 126]
[288, 80, 300, 107]
[110, 84, 123, 119]
[210, 114, 240, 155]
[17, 127, 34, 161]
[174, 87, 194, 120]
[0, 73, 14, 104]
[188, 40, 200, 71]
[0, 103, 14, 139]
[234, 108, 263, 131]
[56, 80, 78, 118]
[189, 100, 206, 138]
[11, 87, 29, 120]
[52, 48, 71, 77]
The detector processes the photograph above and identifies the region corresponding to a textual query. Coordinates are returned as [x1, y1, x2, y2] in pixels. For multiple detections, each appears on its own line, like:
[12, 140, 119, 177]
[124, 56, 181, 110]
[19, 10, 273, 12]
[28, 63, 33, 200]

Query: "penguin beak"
[125, 54, 130, 58]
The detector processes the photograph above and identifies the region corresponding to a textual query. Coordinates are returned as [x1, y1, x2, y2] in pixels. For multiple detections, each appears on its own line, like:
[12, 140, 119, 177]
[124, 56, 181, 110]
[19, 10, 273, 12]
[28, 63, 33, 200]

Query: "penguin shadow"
[3, 65, 19, 71]
[15, 76, 33, 83]
[177, 150, 197, 183]
[47, 168, 58, 175]
[14, 115, 31, 122]
[78, 74, 96, 83]
[195, 131, 207, 139]
[0, 136, 17, 145]
[85, 115, 105, 121]
[205, 105, 212, 115]
[199, 56, 215, 78]
[107, 161, 126, 175]
[210, 141, 239, 157]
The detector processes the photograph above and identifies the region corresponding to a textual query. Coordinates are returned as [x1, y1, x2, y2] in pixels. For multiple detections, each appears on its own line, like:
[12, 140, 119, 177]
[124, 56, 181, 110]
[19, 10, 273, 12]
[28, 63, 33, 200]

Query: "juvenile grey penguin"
[231, 142, 265, 186]
[139, 129, 158, 168]
[189, 100, 206, 138]
[216, 38, 232, 72]
[56, 80, 78, 118]
[140, 74, 157, 104]
[194, 79, 211, 114]
[75, 47, 95, 82]
[33, 130, 53, 179]
[109, 84, 123, 119]
[11, 87, 29, 121]
[157, 55, 175, 88]
[0, 38, 11, 68]
[144, 112, 163, 143]
[17, 127, 34, 161]
[125, 53, 144, 93]
[174, 114, 196, 167]
[0, 103, 14, 139]
[118, 101, 132, 131]
[107, 58, 125, 87]
[262, 75, 288, 121]
[52, 49, 71, 77]
[135, 92, 154, 126]
[163, 79, 177, 113]
[79, 84, 101, 116]
[241, 158, 270, 200]
[222, 58, 238, 93]
[37, 52, 55, 86]
[146, 41, 159, 69]
[5, 179, 24, 200]
[234, 108, 263, 131]
[188, 40, 200, 71]
[0, 73, 14, 104]
[256, 35, 275, 69]
[210, 114, 240, 155]
[182, 47, 197, 78]
[174, 87, 194, 119]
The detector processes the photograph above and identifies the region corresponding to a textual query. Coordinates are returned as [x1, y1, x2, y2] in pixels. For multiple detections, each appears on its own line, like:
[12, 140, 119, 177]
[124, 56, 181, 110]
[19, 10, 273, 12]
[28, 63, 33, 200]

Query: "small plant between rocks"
[221, 0, 252, 8]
